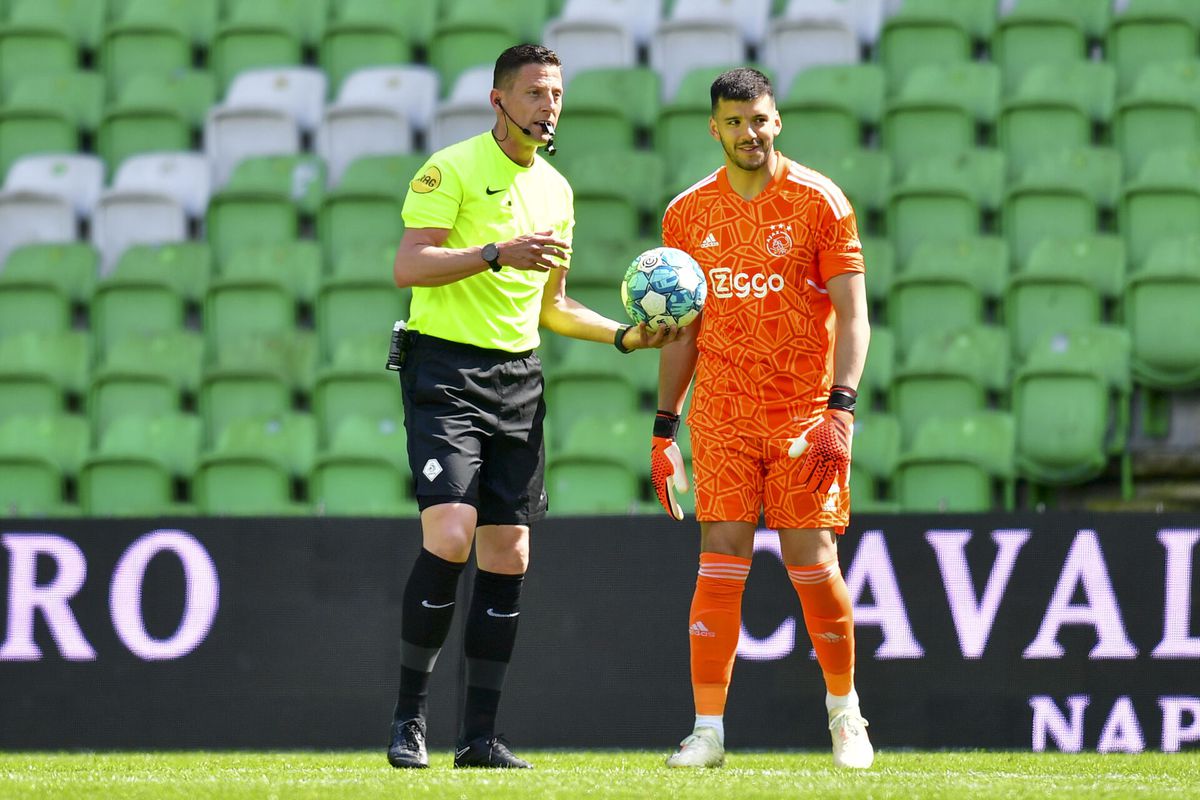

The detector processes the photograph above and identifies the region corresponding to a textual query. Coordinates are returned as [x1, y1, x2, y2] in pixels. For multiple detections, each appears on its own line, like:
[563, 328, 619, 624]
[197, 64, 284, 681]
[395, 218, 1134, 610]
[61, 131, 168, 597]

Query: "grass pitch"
[0, 751, 1196, 799]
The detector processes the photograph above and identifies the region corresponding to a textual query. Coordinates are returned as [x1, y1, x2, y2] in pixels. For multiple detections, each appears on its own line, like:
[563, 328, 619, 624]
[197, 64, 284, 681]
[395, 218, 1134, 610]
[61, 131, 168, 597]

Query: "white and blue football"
[620, 247, 707, 331]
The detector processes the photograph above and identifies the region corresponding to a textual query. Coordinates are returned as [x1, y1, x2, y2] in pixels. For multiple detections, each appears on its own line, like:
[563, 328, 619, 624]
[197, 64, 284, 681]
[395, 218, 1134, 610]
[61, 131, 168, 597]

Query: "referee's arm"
[394, 228, 569, 288]
[540, 268, 677, 350]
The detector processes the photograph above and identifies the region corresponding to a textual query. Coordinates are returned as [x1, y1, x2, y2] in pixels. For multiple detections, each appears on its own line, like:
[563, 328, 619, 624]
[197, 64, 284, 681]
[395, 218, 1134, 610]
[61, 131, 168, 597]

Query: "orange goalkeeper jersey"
[662, 154, 865, 438]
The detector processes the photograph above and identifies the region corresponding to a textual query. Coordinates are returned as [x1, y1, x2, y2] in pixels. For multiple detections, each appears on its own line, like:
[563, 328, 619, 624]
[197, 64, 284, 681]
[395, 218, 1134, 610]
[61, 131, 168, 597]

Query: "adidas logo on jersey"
[689, 620, 716, 638]
[700, 232, 719, 248]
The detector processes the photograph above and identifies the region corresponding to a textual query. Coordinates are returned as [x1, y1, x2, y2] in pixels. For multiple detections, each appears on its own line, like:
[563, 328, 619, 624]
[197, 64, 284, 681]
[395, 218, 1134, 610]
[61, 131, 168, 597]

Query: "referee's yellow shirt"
[401, 132, 574, 352]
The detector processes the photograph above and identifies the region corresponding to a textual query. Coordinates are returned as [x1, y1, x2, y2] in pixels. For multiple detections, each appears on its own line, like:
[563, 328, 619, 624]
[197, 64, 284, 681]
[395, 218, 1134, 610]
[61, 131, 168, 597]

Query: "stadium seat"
[429, 66, 496, 153]
[194, 453, 303, 515]
[316, 276, 408, 362]
[762, 15, 859, 98]
[777, 65, 885, 158]
[1002, 177, 1098, 269]
[0, 188, 76, 266]
[903, 147, 1006, 218]
[0, 243, 97, 303]
[1107, 0, 1200, 91]
[556, 414, 645, 479]
[545, 458, 639, 515]
[221, 240, 321, 304]
[112, 0, 218, 48]
[90, 277, 185, 356]
[890, 325, 1008, 445]
[332, 0, 437, 54]
[319, 17, 412, 99]
[318, 68, 435, 183]
[878, 8, 972, 94]
[859, 237, 894, 312]
[999, 61, 1116, 179]
[0, 412, 87, 480]
[111, 242, 212, 305]
[204, 278, 297, 355]
[429, 14, 520, 95]
[0, 154, 102, 228]
[543, 14, 636, 84]
[895, 411, 1015, 512]
[91, 191, 187, 275]
[313, 366, 403, 447]
[209, 412, 316, 476]
[311, 452, 416, 516]
[0, 93, 80, 179]
[1006, 250, 1115, 362]
[0, 329, 89, 409]
[80, 414, 203, 516]
[99, 16, 191, 98]
[97, 330, 204, 400]
[857, 323, 894, 414]
[554, 0, 662, 49]
[316, 178, 405, 266]
[1014, 325, 1132, 494]
[566, 151, 662, 250]
[887, 270, 984, 355]
[225, 154, 324, 216]
[206, 188, 300, 266]
[0, 454, 66, 516]
[204, 105, 301, 189]
[0, 19, 75, 97]
[651, 20, 747, 103]
[1023, 234, 1126, 298]
[210, 329, 317, 395]
[112, 152, 212, 221]
[330, 154, 427, 207]
[886, 173, 982, 267]
[0, 71, 103, 152]
[224, 68, 328, 135]
[555, 67, 659, 156]
[849, 409, 900, 512]
[1119, 148, 1200, 268]
[991, 3, 1087, 92]
[107, 69, 216, 132]
[1126, 236, 1200, 390]
[1005, 0, 1112, 40]
[199, 365, 294, 449]
[906, 235, 1009, 302]
[97, 103, 193, 180]
[225, 0, 328, 48]
[0, 280, 70, 339]
[882, 62, 1000, 178]
[543, 347, 641, 440]
[1113, 60, 1200, 178]
[89, 370, 179, 438]
[211, 16, 302, 94]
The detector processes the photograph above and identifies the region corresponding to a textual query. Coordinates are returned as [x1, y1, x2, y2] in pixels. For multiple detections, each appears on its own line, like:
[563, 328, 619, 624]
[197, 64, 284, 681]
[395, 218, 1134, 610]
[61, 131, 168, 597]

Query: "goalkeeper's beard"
[721, 136, 773, 173]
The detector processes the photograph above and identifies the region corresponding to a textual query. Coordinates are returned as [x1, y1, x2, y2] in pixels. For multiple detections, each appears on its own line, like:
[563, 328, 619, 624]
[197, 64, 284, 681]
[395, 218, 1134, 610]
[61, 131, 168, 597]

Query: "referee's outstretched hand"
[622, 322, 683, 350]
[499, 230, 571, 272]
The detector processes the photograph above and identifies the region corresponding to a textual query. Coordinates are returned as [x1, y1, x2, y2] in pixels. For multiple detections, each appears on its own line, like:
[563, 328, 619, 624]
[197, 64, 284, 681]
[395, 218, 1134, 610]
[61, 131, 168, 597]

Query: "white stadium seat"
[112, 152, 211, 220]
[91, 192, 186, 275]
[1, 154, 104, 219]
[204, 106, 301, 188]
[224, 67, 328, 133]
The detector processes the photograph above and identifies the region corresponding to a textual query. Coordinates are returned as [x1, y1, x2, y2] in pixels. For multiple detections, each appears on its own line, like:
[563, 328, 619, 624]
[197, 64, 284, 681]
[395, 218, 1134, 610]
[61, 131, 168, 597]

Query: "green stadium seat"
[546, 458, 639, 515]
[859, 237, 894, 312]
[429, 20, 519, 95]
[1018, 147, 1122, 214]
[903, 147, 1006, 218]
[88, 371, 179, 438]
[209, 330, 317, 396]
[557, 414, 644, 476]
[1007, 0, 1112, 40]
[8, 0, 103, 49]
[543, 345, 642, 441]
[316, 182, 404, 266]
[314, 335, 403, 443]
[0, 330, 89, 420]
[895, 411, 1015, 512]
[1113, 60, 1200, 178]
[332, 0, 437, 50]
[90, 278, 184, 356]
[0, 97, 78, 178]
[109, 69, 216, 132]
[330, 241, 401, 284]
[857, 324, 894, 413]
[886, 170, 983, 266]
[906, 236, 1009, 302]
[887, 270, 984, 356]
[0, 280, 70, 338]
[999, 62, 1115, 179]
[98, 330, 203, 398]
[890, 325, 1008, 446]
[660, 148, 725, 211]
[805, 150, 893, 228]
[100, 17, 191, 98]
[335, 153, 426, 197]
[0, 412, 87, 478]
[1119, 148, 1200, 268]
[225, 154, 326, 217]
[882, 62, 1000, 178]
[0, 454, 65, 516]
[779, 63, 885, 145]
[1, 243, 96, 303]
[851, 411, 901, 500]
[0, 19, 75, 97]
[199, 366, 293, 448]
[209, 412, 316, 476]
[319, 13, 410, 95]
[112, 0, 218, 47]
[97, 106, 190, 179]
[211, 17, 302, 94]
[563, 151, 662, 251]
[206, 190, 300, 267]
[325, 412, 406, 465]
[443, 0, 548, 43]
[316, 275, 408, 362]
[555, 67, 659, 155]
[1107, 0, 1200, 91]
[4, 71, 104, 135]
[204, 277, 297, 353]
[79, 414, 202, 516]
[565, 283, 626, 325]
[1014, 325, 1132, 494]
[110, 242, 212, 305]
[1002, 181, 1098, 270]
[991, 4, 1087, 92]
[1126, 236, 1200, 390]
[1006, 263, 1104, 362]
[311, 458, 415, 516]
[559, 237, 642, 289]
[877, 8, 972, 94]
[194, 452, 301, 515]
[221, 241, 321, 304]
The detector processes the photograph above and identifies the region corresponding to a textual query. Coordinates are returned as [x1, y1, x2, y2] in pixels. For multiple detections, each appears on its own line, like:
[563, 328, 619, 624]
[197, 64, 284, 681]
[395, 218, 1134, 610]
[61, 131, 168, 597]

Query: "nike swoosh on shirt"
[485, 186, 503, 195]
[486, 608, 519, 618]
[456, 747, 470, 757]
[421, 600, 455, 609]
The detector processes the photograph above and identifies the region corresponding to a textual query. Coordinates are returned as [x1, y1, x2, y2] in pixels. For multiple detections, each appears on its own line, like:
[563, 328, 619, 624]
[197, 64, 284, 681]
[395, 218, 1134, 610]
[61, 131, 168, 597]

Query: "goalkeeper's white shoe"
[829, 707, 874, 769]
[665, 727, 725, 768]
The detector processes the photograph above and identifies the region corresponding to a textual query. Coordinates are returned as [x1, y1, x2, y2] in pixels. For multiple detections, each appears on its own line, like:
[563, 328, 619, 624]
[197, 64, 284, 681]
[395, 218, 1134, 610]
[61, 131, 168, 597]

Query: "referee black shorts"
[397, 330, 548, 526]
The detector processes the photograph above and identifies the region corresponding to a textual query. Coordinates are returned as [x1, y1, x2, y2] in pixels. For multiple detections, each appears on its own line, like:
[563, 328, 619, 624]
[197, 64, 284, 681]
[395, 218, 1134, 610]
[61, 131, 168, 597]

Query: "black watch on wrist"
[481, 242, 501, 272]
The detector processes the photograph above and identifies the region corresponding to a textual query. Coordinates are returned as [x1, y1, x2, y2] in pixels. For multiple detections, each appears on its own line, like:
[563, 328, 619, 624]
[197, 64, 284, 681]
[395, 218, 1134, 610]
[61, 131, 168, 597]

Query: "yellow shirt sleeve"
[402, 158, 464, 230]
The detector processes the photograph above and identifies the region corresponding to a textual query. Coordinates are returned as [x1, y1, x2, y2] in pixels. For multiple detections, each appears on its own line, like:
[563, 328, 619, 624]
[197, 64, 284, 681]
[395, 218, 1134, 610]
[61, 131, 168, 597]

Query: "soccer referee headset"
[386, 44, 674, 769]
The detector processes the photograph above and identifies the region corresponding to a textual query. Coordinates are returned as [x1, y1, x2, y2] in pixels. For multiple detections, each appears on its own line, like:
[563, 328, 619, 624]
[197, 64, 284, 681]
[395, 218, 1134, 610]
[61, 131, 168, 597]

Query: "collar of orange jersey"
[719, 152, 789, 201]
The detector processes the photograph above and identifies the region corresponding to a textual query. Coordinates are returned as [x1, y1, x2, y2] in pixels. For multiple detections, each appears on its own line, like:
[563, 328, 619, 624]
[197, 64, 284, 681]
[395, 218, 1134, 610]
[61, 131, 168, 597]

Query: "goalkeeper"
[651, 68, 873, 770]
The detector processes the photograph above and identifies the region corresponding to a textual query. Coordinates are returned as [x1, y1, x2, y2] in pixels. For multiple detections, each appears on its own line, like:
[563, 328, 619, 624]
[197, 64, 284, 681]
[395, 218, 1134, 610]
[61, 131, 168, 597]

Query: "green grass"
[0, 751, 1197, 799]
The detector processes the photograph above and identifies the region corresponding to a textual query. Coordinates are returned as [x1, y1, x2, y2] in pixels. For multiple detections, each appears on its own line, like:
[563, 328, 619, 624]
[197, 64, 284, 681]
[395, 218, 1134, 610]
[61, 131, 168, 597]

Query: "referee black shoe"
[387, 717, 428, 768]
[453, 734, 532, 769]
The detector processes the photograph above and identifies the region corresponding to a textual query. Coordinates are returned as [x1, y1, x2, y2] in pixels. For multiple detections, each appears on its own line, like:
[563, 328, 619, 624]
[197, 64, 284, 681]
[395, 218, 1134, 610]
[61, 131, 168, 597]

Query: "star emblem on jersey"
[700, 232, 719, 248]
[422, 458, 443, 481]
[766, 223, 793, 257]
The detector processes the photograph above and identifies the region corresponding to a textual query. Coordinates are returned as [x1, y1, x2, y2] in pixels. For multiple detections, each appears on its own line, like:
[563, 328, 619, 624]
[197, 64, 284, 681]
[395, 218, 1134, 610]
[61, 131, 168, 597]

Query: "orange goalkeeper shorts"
[690, 426, 850, 532]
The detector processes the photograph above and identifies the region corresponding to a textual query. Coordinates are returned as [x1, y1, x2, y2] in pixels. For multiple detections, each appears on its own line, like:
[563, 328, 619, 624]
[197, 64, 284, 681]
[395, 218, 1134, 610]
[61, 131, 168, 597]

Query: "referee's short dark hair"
[710, 67, 774, 113]
[494, 44, 561, 89]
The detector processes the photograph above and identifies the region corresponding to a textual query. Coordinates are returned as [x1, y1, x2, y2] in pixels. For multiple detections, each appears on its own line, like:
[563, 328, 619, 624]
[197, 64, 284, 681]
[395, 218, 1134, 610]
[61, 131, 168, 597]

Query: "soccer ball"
[621, 247, 707, 331]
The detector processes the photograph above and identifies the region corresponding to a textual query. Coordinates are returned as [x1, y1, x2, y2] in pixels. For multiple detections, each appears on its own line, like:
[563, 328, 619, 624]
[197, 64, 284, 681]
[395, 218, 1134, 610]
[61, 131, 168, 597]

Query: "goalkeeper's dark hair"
[494, 44, 561, 90]
[710, 67, 774, 113]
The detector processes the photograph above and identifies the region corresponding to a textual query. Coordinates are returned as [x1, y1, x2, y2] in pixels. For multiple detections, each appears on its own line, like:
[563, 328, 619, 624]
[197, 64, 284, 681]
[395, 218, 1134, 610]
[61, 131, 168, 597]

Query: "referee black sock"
[461, 568, 525, 743]
[395, 548, 465, 722]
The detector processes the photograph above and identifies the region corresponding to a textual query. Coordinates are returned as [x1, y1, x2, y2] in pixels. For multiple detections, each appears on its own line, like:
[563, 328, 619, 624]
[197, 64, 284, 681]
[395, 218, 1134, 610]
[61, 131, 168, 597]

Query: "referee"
[386, 44, 672, 769]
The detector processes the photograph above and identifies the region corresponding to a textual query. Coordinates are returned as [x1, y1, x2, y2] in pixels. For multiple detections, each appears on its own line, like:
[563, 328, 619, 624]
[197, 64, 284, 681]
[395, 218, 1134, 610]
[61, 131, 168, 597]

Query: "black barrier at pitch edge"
[1, 514, 1197, 752]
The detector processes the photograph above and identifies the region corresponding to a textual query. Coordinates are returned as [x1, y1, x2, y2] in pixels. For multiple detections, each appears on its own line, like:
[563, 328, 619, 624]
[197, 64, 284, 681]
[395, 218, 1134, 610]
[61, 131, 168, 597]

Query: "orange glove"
[651, 410, 689, 520]
[789, 406, 855, 494]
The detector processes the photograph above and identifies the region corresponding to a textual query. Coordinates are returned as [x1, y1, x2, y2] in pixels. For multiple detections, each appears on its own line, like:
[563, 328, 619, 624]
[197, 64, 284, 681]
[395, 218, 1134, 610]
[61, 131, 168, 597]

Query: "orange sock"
[689, 552, 751, 716]
[787, 560, 855, 697]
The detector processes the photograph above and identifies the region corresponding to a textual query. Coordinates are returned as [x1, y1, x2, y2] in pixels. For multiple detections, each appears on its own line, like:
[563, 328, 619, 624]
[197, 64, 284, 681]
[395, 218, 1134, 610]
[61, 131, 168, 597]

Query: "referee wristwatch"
[481, 242, 501, 272]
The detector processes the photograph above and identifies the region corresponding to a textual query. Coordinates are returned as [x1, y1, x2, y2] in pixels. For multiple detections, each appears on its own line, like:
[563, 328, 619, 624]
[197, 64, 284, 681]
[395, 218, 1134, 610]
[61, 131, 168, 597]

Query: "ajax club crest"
[766, 223, 793, 257]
